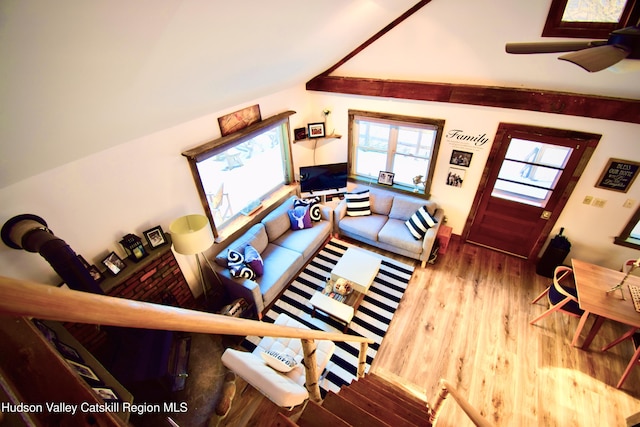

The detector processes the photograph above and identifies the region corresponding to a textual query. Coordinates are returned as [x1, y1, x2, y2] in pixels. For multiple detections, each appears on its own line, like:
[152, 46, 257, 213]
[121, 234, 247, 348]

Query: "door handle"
[541, 210, 552, 220]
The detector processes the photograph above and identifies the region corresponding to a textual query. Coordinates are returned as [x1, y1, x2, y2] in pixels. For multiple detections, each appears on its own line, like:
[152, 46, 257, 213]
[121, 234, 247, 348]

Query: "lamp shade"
[169, 214, 214, 255]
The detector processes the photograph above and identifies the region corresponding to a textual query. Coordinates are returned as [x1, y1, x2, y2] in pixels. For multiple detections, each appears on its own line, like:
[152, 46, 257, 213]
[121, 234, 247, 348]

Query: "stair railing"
[428, 379, 493, 427]
[0, 275, 373, 404]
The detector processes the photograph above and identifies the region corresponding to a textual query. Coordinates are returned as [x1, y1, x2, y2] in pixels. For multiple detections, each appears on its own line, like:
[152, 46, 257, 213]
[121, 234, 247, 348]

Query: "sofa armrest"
[216, 268, 265, 316]
[420, 208, 445, 262]
[333, 201, 347, 234]
[318, 204, 333, 225]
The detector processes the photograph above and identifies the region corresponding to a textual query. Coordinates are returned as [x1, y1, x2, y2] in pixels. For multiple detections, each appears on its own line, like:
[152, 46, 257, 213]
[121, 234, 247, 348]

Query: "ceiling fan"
[505, 25, 640, 72]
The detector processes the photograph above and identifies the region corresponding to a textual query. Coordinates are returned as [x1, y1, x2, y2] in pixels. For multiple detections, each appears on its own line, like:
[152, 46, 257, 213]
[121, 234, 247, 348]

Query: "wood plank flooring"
[219, 237, 640, 427]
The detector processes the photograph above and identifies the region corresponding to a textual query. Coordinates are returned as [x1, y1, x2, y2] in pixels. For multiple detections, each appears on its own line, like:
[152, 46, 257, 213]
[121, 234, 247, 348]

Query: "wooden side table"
[437, 225, 453, 254]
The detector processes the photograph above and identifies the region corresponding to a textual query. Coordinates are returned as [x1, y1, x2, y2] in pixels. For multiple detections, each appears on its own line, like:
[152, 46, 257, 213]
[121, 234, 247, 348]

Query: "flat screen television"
[299, 162, 348, 194]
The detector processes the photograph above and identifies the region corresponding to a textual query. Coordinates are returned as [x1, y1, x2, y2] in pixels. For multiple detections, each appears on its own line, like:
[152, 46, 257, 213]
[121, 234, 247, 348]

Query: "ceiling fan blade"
[505, 40, 605, 54]
[558, 44, 631, 72]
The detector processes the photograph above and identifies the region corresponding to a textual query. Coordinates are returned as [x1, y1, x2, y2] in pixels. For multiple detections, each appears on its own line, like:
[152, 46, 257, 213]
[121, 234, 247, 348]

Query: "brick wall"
[65, 249, 196, 353]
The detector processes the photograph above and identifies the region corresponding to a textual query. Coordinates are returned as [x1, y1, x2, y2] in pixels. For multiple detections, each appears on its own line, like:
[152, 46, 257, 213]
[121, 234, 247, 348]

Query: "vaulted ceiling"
[1, 0, 638, 189]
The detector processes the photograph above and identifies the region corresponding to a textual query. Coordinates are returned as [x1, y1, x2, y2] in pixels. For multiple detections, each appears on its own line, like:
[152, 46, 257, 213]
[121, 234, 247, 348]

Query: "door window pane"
[492, 138, 573, 208]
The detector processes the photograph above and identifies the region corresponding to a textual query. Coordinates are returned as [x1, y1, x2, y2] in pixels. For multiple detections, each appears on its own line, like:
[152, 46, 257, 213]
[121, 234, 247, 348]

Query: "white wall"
[0, 86, 308, 292]
[302, 91, 640, 270]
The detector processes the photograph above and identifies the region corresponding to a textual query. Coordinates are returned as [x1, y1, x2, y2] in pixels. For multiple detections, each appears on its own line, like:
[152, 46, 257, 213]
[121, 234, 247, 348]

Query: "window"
[182, 111, 295, 238]
[616, 206, 640, 249]
[491, 138, 573, 208]
[348, 110, 443, 195]
[543, 0, 639, 39]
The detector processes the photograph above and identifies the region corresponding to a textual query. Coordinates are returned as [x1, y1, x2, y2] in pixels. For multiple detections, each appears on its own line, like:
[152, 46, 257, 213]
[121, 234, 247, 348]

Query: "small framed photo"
[294, 127, 307, 141]
[307, 122, 325, 139]
[143, 225, 167, 249]
[450, 150, 473, 167]
[101, 251, 126, 276]
[447, 167, 465, 187]
[93, 387, 121, 402]
[87, 265, 105, 283]
[66, 359, 100, 382]
[378, 171, 395, 186]
[56, 341, 84, 363]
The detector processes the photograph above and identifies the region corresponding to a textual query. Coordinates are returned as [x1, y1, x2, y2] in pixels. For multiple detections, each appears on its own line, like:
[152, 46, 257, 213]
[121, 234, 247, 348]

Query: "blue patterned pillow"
[227, 249, 256, 280]
[294, 197, 321, 221]
[405, 206, 438, 240]
[244, 245, 263, 277]
[288, 206, 312, 230]
[346, 190, 371, 217]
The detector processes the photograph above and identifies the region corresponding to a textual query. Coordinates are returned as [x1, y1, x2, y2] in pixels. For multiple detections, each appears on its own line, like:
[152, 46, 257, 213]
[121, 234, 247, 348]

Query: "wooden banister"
[0, 276, 374, 345]
[429, 379, 493, 427]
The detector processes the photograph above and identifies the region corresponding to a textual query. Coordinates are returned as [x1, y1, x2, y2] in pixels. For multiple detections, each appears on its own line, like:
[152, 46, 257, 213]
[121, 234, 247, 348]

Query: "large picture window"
[616, 206, 640, 249]
[348, 110, 443, 195]
[182, 111, 295, 238]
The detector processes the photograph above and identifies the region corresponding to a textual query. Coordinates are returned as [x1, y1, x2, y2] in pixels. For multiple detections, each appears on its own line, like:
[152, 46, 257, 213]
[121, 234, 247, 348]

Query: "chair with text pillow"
[530, 265, 584, 325]
[221, 313, 335, 408]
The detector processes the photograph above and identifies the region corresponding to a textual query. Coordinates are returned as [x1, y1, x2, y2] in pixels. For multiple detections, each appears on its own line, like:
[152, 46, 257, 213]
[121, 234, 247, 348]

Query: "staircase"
[273, 373, 435, 427]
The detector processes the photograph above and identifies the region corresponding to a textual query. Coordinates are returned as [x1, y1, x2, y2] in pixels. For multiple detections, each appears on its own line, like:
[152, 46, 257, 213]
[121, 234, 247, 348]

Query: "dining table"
[570, 258, 640, 350]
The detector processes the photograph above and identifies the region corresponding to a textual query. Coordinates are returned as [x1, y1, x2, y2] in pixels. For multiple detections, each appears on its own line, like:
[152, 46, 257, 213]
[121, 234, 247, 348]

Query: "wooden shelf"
[293, 133, 342, 143]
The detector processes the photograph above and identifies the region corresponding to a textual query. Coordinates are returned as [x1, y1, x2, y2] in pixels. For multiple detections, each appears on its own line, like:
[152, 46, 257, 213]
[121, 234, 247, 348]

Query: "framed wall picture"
[450, 150, 473, 167]
[101, 251, 126, 276]
[378, 171, 395, 186]
[294, 127, 307, 141]
[143, 225, 167, 249]
[87, 265, 104, 283]
[307, 122, 325, 139]
[217, 104, 261, 137]
[66, 359, 100, 382]
[595, 158, 640, 193]
[92, 387, 121, 402]
[446, 167, 465, 187]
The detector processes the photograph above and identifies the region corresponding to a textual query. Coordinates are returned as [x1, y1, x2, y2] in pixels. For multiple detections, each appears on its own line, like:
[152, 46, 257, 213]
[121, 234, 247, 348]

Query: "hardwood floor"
[219, 237, 640, 427]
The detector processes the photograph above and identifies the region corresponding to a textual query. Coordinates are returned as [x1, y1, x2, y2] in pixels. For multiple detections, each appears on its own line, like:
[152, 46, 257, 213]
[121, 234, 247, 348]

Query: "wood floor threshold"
[465, 239, 528, 259]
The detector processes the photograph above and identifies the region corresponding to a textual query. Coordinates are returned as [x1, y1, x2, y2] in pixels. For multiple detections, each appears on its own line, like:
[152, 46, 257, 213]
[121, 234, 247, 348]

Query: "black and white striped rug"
[241, 238, 414, 394]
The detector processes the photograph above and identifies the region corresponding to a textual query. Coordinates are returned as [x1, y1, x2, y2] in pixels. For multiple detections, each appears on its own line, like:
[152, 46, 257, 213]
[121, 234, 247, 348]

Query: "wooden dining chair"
[601, 328, 640, 389]
[530, 266, 584, 325]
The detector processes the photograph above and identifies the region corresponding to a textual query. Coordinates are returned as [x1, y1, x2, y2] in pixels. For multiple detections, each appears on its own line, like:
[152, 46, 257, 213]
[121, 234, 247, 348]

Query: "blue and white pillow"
[294, 197, 321, 221]
[227, 249, 256, 280]
[345, 190, 371, 217]
[405, 206, 437, 240]
[288, 206, 312, 230]
[260, 349, 297, 372]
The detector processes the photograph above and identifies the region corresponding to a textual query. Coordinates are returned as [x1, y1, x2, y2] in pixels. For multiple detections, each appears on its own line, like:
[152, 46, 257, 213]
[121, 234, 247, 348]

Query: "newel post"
[357, 342, 368, 378]
[427, 379, 450, 425]
[301, 338, 322, 403]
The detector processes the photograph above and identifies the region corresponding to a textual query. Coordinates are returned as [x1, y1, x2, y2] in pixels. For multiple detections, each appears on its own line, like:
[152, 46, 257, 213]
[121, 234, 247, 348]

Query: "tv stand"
[300, 188, 346, 204]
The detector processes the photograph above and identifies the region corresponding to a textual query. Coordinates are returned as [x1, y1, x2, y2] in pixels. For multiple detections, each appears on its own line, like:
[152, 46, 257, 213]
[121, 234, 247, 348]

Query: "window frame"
[615, 206, 640, 249]
[543, 0, 639, 39]
[347, 110, 444, 196]
[181, 111, 296, 239]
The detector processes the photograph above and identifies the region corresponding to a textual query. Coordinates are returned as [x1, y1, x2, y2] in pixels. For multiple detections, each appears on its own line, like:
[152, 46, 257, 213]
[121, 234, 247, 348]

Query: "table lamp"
[169, 214, 215, 301]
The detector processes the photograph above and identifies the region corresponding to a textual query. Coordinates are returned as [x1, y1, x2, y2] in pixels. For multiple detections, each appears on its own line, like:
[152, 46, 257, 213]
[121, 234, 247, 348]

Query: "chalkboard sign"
[595, 158, 640, 193]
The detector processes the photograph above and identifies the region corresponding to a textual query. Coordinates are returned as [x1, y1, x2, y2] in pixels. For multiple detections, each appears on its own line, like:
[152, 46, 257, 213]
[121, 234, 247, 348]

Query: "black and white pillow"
[345, 190, 371, 217]
[294, 197, 322, 222]
[405, 206, 437, 240]
[227, 249, 256, 280]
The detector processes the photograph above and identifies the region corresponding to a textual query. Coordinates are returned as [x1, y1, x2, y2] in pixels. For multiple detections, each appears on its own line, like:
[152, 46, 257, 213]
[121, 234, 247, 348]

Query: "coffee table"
[309, 247, 382, 332]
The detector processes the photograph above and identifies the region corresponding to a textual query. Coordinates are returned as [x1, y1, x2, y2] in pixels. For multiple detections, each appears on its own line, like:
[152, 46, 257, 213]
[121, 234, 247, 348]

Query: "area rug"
[241, 238, 414, 394]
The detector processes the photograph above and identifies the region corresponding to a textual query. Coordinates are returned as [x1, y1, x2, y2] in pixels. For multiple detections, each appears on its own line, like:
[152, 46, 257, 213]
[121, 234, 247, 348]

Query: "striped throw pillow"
[405, 206, 437, 240]
[346, 190, 371, 216]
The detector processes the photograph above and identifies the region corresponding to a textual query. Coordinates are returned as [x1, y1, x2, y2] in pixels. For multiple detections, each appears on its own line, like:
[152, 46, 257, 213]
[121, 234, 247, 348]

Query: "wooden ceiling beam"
[306, 75, 640, 124]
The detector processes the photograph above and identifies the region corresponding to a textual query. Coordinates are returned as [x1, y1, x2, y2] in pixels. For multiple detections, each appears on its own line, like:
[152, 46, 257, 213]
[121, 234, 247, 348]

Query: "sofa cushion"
[389, 196, 430, 221]
[273, 219, 331, 260]
[288, 206, 312, 230]
[379, 218, 425, 253]
[345, 190, 371, 216]
[293, 197, 321, 221]
[215, 224, 268, 266]
[228, 249, 257, 280]
[370, 191, 394, 216]
[405, 206, 438, 240]
[258, 244, 305, 306]
[337, 214, 387, 241]
[262, 198, 295, 241]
